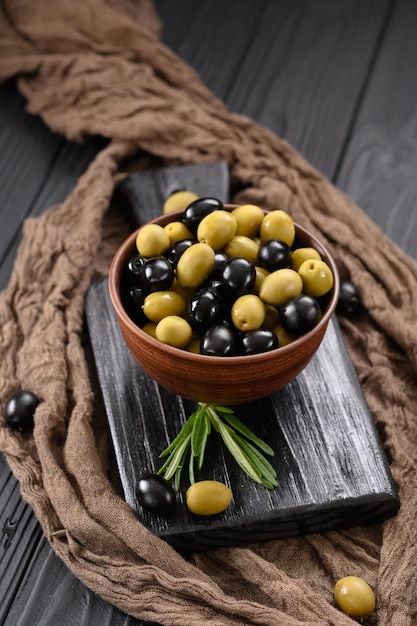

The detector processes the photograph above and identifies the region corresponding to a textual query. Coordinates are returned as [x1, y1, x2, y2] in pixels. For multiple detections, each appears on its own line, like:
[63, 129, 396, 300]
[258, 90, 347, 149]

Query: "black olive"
[187, 288, 223, 332]
[201, 324, 237, 356]
[183, 197, 223, 233]
[337, 281, 361, 316]
[164, 238, 196, 267]
[280, 295, 320, 335]
[5, 390, 39, 432]
[126, 254, 146, 278]
[141, 257, 174, 291]
[240, 329, 279, 355]
[221, 257, 256, 295]
[208, 252, 229, 280]
[257, 239, 292, 271]
[136, 474, 176, 513]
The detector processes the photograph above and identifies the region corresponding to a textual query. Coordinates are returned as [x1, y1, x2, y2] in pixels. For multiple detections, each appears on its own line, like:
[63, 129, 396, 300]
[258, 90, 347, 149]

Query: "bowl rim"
[108, 207, 340, 365]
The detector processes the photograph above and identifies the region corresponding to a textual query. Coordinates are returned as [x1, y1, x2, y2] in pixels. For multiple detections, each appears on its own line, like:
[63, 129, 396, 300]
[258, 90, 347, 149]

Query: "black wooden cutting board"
[85, 162, 399, 553]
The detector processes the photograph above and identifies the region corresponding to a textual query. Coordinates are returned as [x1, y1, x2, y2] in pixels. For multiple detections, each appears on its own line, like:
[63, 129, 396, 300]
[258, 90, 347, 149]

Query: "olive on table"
[337, 280, 361, 316]
[136, 474, 176, 513]
[163, 190, 199, 215]
[186, 480, 232, 515]
[5, 390, 39, 432]
[334, 576, 375, 622]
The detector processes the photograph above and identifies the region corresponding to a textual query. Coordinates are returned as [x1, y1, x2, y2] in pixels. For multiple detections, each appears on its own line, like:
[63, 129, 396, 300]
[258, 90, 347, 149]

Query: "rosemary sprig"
[157, 403, 278, 490]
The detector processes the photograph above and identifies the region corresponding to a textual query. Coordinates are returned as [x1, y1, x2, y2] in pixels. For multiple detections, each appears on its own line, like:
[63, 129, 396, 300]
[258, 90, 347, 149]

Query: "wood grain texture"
[86, 162, 398, 552]
[86, 277, 398, 552]
[0, 0, 414, 622]
[154, 0, 392, 178]
[336, 0, 417, 261]
[0, 80, 105, 291]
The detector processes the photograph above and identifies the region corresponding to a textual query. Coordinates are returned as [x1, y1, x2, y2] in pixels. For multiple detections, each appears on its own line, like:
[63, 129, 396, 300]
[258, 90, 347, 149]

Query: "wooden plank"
[86, 280, 398, 552]
[115, 161, 229, 228]
[85, 164, 398, 553]
[154, 0, 392, 178]
[0, 81, 141, 623]
[2, 532, 147, 626]
[153, 0, 269, 100]
[336, 0, 417, 262]
[0, 81, 104, 291]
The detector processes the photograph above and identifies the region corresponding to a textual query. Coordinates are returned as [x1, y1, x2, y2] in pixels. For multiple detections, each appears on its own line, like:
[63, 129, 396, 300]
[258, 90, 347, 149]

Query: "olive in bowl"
[108, 203, 339, 405]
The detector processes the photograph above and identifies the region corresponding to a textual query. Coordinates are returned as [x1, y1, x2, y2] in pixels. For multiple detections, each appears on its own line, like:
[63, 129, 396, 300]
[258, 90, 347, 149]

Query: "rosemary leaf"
[220, 411, 275, 456]
[159, 413, 197, 459]
[230, 432, 278, 488]
[191, 409, 209, 458]
[158, 433, 191, 481]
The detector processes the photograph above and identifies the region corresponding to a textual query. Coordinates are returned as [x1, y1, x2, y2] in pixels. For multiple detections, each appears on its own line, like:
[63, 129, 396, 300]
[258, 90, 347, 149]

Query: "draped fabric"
[1, 1, 416, 624]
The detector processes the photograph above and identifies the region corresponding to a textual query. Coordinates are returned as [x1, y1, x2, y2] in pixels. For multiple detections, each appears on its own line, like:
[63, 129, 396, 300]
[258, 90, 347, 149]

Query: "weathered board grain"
[85, 163, 398, 552]
[154, 0, 392, 178]
[336, 0, 417, 262]
[0, 0, 414, 621]
[86, 278, 399, 552]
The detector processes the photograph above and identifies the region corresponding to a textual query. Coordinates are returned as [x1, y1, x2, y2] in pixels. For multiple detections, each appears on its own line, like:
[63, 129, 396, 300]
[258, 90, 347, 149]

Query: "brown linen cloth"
[1, 1, 417, 624]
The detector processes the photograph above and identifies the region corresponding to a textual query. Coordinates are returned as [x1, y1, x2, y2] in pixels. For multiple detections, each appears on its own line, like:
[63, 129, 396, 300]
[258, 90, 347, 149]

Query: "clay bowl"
[108, 205, 340, 405]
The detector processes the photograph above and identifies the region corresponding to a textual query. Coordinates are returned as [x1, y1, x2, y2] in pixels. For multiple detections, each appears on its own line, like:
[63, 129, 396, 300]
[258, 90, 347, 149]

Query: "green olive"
[163, 190, 199, 214]
[176, 242, 215, 288]
[263, 304, 279, 330]
[224, 235, 260, 264]
[259, 268, 303, 306]
[142, 291, 186, 323]
[272, 323, 296, 347]
[186, 336, 202, 354]
[136, 223, 171, 257]
[334, 576, 375, 622]
[142, 322, 157, 338]
[155, 316, 192, 348]
[186, 480, 232, 515]
[298, 259, 334, 297]
[197, 210, 237, 250]
[260, 210, 295, 246]
[164, 221, 194, 246]
[253, 266, 269, 295]
[232, 294, 266, 331]
[291, 247, 322, 271]
[231, 204, 265, 237]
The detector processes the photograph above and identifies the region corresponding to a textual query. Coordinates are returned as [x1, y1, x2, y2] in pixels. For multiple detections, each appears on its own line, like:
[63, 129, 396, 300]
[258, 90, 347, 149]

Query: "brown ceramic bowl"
[108, 205, 340, 405]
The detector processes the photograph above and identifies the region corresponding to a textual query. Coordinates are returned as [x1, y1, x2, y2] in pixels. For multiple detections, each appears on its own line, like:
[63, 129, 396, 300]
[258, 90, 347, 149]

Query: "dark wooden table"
[1, 1, 416, 623]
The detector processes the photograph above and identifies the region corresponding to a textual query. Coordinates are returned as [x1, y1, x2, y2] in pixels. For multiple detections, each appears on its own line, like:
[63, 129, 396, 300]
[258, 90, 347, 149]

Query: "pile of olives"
[121, 198, 334, 357]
